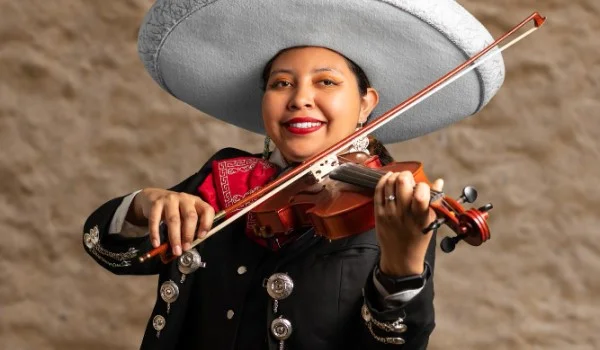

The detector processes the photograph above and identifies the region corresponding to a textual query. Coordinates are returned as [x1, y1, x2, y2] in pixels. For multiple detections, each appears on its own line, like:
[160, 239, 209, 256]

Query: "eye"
[319, 79, 338, 86]
[269, 80, 292, 89]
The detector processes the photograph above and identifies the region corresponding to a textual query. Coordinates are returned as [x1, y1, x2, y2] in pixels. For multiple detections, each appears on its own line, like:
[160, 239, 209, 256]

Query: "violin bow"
[139, 12, 547, 263]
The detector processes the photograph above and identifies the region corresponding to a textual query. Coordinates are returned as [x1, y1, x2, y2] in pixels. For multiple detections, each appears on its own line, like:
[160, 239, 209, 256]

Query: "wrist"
[374, 262, 430, 292]
[379, 255, 424, 277]
[125, 191, 147, 225]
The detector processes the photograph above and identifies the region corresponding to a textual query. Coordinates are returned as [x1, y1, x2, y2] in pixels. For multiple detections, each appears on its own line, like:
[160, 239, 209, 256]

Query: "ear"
[359, 87, 379, 123]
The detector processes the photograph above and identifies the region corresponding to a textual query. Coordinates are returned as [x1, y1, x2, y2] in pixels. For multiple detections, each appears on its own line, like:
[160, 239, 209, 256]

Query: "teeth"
[288, 122, 322, 128]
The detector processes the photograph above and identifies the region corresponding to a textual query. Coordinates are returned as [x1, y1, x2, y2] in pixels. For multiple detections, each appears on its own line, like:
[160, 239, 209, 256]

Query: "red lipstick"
[283, 117, 326, 135]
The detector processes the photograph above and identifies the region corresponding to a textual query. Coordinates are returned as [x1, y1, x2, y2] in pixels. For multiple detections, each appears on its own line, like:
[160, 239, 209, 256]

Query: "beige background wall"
[1, 0, 598, 349]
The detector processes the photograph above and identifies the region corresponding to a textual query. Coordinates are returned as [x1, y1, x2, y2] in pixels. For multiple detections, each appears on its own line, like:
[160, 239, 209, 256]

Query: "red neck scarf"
[197, 156, 299, 251]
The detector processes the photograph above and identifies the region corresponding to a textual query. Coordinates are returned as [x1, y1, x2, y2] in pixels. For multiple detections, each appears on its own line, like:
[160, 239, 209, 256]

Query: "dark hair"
[260, 46, 371, 96]
[260, 46, 393, 165]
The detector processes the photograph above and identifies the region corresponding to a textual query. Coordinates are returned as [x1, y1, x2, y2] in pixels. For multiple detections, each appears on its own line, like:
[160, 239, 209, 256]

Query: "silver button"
[394, 323, 407, 333]
[361, 304, 371, 322]
[153, 315, 166, 331]
[226, 309, 235, 319]
[160, 280, 179, 303]
[237, 266, 247, 275]
[271, 316, 293, 340]
[266, 273, 294, 300]
[177, 249, 206, 274]
[390, 337, 405, 345]
[89, 226, 100, 245]
[83, 233, 94, 249]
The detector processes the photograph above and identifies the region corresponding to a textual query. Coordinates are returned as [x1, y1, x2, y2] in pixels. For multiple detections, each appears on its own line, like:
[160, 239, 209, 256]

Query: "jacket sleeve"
[82, 147, 255, 276]
[356, 233, 437, 349]
[81, 169, 205, 276]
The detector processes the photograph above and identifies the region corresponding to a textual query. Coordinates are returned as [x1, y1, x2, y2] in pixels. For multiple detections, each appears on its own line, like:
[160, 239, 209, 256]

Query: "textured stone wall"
[1, 0, 598, 349]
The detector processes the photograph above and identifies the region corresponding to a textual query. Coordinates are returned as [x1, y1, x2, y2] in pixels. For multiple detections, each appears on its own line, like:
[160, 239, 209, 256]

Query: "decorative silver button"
[237, 266, 247, 275]
[177, 249, 206, 274]
[160, 280, 179, 303]
[226, 309, 235, 319]
[83, 233, 94, 249]
[393, 323, 407, 333]
[89, 226, 100, 245]
[388, 337, 405, 345]
[153, 315, 166, 331]
[361, 304, 371, 322]
[266, 273, 294, 300]
[271, 316, 293, 340]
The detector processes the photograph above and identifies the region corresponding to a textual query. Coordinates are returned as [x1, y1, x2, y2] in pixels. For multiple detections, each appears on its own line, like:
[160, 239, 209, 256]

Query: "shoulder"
[209, 147, 259, 161]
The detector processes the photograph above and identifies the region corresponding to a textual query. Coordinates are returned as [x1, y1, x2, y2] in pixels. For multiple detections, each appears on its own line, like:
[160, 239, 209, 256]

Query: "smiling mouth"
[283, 121, 325, 135]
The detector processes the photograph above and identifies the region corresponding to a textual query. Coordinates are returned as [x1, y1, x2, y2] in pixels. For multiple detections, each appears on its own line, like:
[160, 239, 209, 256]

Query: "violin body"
[251, 154, 431, 240]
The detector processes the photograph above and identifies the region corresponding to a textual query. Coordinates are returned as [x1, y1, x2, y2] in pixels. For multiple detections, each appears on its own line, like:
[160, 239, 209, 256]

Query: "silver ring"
[386, 195, 396, 202]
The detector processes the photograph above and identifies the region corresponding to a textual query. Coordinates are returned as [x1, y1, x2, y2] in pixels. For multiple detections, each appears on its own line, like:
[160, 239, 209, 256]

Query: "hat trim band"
[138, 0, 219, 92]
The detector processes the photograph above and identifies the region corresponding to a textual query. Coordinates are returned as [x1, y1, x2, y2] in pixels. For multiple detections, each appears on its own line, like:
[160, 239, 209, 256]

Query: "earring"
[350, 121, 369, 154]
[262, 135, 271, 160]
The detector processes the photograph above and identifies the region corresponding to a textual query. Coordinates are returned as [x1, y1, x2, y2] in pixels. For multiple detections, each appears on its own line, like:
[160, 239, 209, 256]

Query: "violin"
[138, 12, 546, 264]
[250, 150, 491, 254]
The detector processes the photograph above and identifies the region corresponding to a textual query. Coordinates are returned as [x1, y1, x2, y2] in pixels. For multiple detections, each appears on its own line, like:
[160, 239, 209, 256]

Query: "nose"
[287, 84, 314, 111]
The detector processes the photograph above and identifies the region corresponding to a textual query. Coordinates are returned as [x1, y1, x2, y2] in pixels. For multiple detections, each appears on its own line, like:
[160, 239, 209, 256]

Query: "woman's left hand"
[374, 171, 444, 277]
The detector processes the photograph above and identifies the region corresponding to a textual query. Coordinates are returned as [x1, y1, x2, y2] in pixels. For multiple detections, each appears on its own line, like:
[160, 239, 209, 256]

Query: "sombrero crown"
[137, 0, 505, 144]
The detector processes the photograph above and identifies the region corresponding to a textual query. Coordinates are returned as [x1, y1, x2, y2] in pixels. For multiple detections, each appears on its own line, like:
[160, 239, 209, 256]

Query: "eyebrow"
[269, 67, 343, 77]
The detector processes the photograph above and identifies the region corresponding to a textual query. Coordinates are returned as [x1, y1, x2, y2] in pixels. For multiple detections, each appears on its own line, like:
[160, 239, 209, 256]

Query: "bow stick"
[139, 12, 547, 263]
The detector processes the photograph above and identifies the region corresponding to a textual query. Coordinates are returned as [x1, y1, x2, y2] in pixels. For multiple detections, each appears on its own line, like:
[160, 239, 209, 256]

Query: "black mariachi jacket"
[82, 148, 436, 349]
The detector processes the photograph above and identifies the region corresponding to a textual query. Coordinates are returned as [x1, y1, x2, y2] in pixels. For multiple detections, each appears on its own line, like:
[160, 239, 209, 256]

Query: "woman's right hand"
[130, 188, 215, 256]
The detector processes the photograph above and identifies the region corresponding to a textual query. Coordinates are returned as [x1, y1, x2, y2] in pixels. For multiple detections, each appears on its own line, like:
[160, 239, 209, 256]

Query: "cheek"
[262, 95, 286, 140]
[262, 96, 281, 124]
[321, 94, 361, 131]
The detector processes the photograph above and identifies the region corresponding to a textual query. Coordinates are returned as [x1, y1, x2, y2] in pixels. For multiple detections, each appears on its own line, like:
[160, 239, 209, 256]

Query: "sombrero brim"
[138, 0, 505, 144]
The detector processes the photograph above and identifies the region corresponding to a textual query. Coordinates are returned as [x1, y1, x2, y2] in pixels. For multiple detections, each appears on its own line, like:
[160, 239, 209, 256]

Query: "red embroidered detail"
[197, 156, 291, 250]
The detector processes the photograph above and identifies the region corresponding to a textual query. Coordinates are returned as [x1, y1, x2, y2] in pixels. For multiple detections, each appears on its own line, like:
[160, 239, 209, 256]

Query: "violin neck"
[329, 163, 383, 190]
[329, 163, 443, 200]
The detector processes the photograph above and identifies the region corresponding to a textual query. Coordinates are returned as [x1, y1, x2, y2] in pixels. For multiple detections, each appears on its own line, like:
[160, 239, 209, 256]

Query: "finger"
[411, 182, 431, 222]
[395, 171, 416, 211]
[180, 198, 198, 251]
[431, 178, 444, 192]
[384, 173, 399, 209]
[148, 201, 164, 248]
[196, 200, 215, 239]
[164, 195, 182, 256]
[375, 172, 393, 211]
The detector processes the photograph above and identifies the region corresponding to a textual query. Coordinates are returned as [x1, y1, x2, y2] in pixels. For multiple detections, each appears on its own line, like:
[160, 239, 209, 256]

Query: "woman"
[82, 0, 505, 348]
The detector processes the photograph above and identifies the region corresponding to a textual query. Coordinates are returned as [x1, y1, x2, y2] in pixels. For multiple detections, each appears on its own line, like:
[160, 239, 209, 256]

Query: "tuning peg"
[478, 203, 493, 212]
[440, 234, 466, 253]
[422, 217, 446, 234]
[457, 186, 478, 204]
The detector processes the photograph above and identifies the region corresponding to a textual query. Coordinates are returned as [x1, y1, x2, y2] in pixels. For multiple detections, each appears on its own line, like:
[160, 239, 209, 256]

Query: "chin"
[282, 147, 320, 163]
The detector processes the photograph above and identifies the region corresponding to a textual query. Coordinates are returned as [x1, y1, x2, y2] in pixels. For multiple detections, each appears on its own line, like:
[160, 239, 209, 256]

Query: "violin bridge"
[308, 154, 339, 182]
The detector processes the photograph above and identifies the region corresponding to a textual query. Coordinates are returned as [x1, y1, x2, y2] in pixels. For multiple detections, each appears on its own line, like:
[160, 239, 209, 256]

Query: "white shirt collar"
[268, 147, 289, 169]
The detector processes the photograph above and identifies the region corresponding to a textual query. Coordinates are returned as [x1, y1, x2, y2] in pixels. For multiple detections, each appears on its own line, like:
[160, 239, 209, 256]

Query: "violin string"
[330, 163, 444, 198]
[354, 164, 445, 197]
[330, 164, 380, 188]
[330, 165, 379, 189]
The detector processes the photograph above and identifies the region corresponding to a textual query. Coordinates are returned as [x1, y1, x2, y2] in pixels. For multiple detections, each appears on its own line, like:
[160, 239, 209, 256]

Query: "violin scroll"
[424, 186, 493, 253]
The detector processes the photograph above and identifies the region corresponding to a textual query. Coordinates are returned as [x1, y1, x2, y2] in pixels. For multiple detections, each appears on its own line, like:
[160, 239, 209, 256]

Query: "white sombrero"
[137, 0, 505, 144]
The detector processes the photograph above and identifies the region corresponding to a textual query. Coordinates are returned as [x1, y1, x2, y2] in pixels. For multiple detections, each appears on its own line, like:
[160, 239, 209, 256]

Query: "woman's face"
[262, 47, 379, 163]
